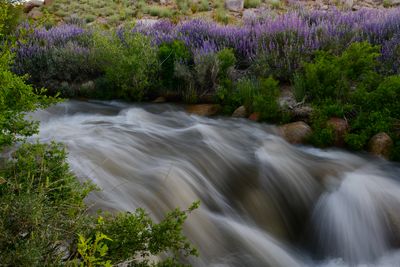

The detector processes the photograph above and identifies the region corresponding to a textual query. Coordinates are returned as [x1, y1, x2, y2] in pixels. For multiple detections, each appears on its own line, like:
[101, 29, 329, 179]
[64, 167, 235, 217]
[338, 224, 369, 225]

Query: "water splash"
[32, 100, 400, 267]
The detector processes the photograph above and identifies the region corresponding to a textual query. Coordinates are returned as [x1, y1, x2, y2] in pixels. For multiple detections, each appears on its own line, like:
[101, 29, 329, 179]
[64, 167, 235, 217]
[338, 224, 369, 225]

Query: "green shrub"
[194, 52, 220, 93]
[144, 6, 173, 18]
[244, 0, 261, 8]
[92, 30, 158, 100]
[0, 0, 22, 37]
[214, 8, 229, 24]
[85, 14, 97, 23]
[217, 48, 236, 79]
[294, 42, 380, 102]
[198, 0, 210, 11]
[370, 75, 400, 118]
[176, 0, 190, 14]
[252, 77, 282, 122]
[158, 40, 191, 91]
[217, 76, 282, 121]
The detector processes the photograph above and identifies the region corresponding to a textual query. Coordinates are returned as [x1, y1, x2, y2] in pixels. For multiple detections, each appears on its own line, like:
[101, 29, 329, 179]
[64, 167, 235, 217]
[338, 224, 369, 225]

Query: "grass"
[43, 0, 137, 26]
[244, 0, 261, 8]
[144, 5, 174, 18]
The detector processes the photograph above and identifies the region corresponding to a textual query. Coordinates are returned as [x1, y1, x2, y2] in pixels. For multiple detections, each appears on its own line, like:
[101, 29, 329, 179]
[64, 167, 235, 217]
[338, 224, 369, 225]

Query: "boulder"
[279, 121, 312, 144]
[153, 96, 167, 103]
[232, 106, 247, 118]
[242, 9, 257, 21]
[24, 0, 43, 13]
[44, 0, 53, 5]
[225, 0, 244, 11]
[248, 112, 260, 122]
[27, 8, 43, 19]
[186, 104, 221, 116]
[327, 117, 349, 147]
[292, 106, 313, 121]
[368, 132, 393, 159]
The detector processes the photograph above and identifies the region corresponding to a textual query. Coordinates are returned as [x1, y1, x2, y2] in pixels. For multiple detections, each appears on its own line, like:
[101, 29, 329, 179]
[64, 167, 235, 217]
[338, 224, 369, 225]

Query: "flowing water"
[32, 100, 400, 267]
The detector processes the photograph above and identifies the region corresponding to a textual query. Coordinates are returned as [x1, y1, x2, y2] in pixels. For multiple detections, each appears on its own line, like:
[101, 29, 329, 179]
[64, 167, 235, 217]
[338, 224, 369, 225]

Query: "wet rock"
[279, 121, 312, 144]
[368, 132, 393, 159]
[225, 0, 244, 11]
[248, 112, 260, 122]
[186, 104, 221, 116]
[292, 106, 313, 121]
[327, 117, 349, 147]
[153, 96, 167, 103]
[232, 106, 247, 118]
[24, 0, 43, 13]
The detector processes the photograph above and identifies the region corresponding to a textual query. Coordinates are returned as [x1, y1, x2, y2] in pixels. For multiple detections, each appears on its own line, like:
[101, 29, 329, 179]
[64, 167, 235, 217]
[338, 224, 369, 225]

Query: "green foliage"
[0, 142, 97, 266]
[0, 0, 22, 38]
[252, 77, 283, 122]
[198, 0, 210, 11]
[294, 42, 380, 102]
[217, 76, 283, 121]
[144, 6, 174, 18]
[0, 142, 199, 266]
[370, 75, 400, 118]
[217, 48, 236, 79]
[95, 202, 200, 265]
[214, 8, 229, 25]
[92, 30, 158, 100]
[158, 40, 190, 91]
[77, 230, 113, 267]
[244, 0, 261, 8]
[176, 0, 190, 14]
[0, 9, 198, 266]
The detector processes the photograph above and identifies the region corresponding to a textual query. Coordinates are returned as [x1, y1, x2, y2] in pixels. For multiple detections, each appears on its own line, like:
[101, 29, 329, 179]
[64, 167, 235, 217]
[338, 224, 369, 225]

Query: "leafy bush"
[244, 0, 261, 8]
[144, 6, 174, 18]
[198, 0, 210, 11]
[217, 48, 236, 79]
[92, 30, 158, 100]
[294, 42, 380, 102]
[176, 0, 190, 14]
[14, 24, 98, 94]
[1, 8, 198, 265]
[0, 142, 199, 266]
[158, 40, 191, 91]
[214, 8, 229, 25]
[217, 76, 282, 121]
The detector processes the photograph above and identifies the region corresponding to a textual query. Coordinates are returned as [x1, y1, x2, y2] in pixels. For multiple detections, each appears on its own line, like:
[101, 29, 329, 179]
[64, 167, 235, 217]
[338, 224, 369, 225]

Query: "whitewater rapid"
[32, 100, 400, 267]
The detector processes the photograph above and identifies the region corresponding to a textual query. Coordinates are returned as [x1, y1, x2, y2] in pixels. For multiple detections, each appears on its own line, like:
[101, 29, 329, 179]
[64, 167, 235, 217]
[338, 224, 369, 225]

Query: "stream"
[32, 100, 400, 267]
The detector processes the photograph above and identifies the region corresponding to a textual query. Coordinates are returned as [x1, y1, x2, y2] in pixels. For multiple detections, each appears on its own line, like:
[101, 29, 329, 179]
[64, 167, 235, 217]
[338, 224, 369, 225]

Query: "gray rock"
[232, 106, 247, 118]
[153, 96, 167, 103]
[28, 8, 43, 19]
[279, 121, 312, 144]
[225, 0, 244, 12]
[24, 0, 43, 13]
[368, 132, 393, 159]
[186, 104, 221, 116]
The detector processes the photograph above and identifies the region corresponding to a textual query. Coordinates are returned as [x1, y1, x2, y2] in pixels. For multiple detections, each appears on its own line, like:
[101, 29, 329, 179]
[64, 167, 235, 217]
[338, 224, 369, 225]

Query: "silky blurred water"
[32, 100, 400, 267]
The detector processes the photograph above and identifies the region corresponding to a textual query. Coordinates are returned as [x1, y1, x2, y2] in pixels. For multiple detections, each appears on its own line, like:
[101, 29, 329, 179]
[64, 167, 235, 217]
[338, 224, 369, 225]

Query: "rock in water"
[186, 104, 221, 116]
[153, 96, 167, 103]
[368, 132, 393, 159]
[248, 112, 260, 122]
[279, 121, 312, 144]
[327, 117, 349, 147]
[232, 106, 247, 118]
